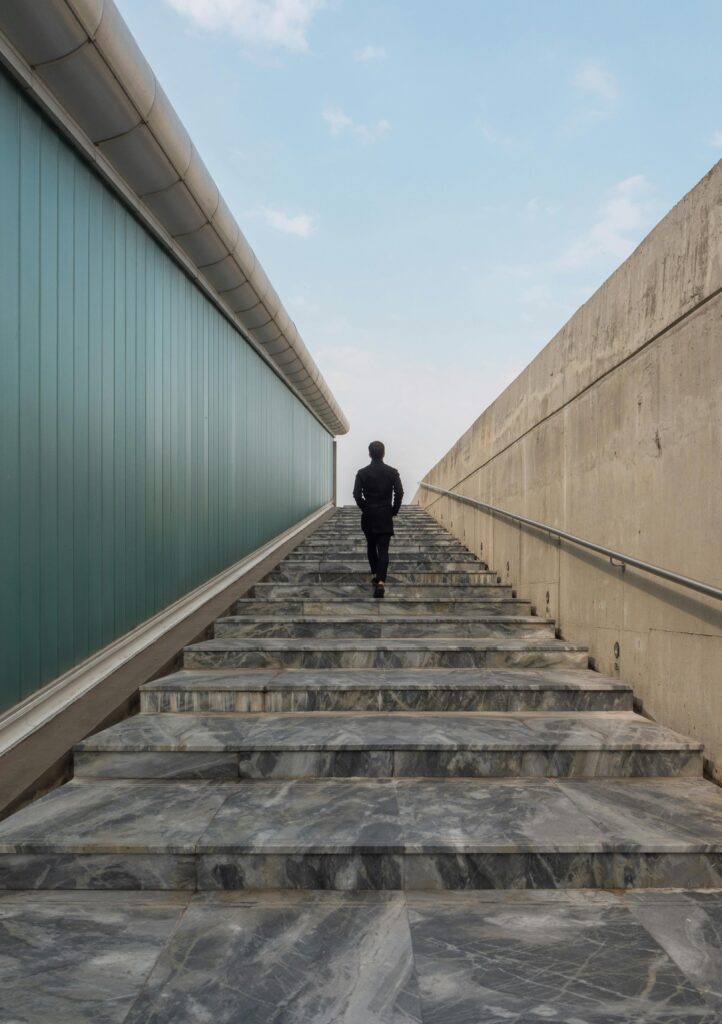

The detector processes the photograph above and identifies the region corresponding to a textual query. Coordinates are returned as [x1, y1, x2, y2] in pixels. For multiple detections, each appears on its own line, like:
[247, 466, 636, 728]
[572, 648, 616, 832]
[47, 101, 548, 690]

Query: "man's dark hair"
[368, 441, 385, 460]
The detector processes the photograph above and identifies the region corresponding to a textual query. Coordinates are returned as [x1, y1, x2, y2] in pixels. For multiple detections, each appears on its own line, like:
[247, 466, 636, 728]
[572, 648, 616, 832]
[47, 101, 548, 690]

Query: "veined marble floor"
[2, 889, 722, 1023]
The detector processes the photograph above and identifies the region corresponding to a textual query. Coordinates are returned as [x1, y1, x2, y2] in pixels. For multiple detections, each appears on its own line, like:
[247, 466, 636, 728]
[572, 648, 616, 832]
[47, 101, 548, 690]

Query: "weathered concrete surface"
[417, 160, 722, 780]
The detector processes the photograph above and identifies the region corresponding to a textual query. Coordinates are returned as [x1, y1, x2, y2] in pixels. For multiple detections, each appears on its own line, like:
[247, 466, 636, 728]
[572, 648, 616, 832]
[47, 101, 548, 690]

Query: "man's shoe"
[373, 582, 385, 599]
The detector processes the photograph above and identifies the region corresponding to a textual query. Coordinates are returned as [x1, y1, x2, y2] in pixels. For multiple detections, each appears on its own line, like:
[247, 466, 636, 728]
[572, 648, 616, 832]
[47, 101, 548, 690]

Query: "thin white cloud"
[480, 121, 515, 147]
[502, 176, 659, 280]
[259, 207, 315, 236]
[322, 106, 391, 141]
[526, 197, 559, 217]
[356, 45, 386, 62]
[574, 60, 618, 101]
[565, 174, 653, 265]
[322, 106, 353, 135]
[710, 129, 722, 148]
[163, 0, 324, 51]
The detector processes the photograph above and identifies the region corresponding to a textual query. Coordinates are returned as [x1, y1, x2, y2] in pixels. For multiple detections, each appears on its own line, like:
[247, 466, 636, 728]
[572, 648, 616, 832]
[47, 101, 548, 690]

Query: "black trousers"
[364, 529, 391, 582]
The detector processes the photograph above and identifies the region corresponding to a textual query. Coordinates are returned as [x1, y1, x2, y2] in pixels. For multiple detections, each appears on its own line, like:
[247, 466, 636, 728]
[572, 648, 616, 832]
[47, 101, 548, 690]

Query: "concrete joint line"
[0, 503, 333, 758]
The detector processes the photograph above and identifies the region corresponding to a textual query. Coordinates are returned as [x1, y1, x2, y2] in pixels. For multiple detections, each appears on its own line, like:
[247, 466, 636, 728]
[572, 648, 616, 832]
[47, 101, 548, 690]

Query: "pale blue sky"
[117, 0, 722, 498]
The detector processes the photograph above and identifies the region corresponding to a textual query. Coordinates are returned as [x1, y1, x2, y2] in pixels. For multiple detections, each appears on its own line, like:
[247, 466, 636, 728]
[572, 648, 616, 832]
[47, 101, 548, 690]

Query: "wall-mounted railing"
[419, 483, 722, 602]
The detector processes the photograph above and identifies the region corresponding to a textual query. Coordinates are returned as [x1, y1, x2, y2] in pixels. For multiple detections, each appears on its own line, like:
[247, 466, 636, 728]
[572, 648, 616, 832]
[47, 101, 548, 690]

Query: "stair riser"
[2, 849, 719, 891]
[310, 535, 455, 543]
[276, 561, 483, 569]
[213, 621, 555, 640]
[140, 687, 633, 714]
[267, 572, 496, 585]
[294, 544, 471, 552]
[312, 528, 451, 535]
[74, 748, 700, 781]
[272, 562, 490, 572]
[290, 548, 479, 558]
[196, 851, 722, 891]
[2, 851, 716, 892]
[183, 650, 589, 670]
[231, 600, 532, 616]
[251, 585, 514, 599]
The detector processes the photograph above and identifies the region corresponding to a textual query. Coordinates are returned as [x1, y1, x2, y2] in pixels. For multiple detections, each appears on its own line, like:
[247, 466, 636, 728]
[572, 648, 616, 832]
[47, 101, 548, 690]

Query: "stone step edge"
[185, 639, 589, 651]
[214, 615, 554, 625]
[140, 675, 632, 694]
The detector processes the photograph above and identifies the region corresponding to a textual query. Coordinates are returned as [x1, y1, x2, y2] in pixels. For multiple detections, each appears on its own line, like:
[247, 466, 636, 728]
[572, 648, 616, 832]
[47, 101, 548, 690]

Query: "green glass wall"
[0, 68, 334, 713]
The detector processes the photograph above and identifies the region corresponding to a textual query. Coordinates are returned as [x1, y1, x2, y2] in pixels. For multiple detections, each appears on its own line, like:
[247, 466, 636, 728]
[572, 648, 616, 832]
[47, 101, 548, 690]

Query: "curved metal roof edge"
[0, 0, 349, 436]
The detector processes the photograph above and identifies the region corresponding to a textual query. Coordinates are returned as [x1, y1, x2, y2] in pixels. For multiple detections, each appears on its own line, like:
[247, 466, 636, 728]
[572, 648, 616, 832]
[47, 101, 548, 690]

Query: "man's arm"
[353, 472, 365, 510]
[392, 471, 404, 516]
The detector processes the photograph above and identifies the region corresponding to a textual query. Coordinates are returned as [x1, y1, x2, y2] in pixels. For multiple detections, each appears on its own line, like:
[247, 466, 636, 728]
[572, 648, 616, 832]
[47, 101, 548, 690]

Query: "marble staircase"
[2, 505, 722, 892]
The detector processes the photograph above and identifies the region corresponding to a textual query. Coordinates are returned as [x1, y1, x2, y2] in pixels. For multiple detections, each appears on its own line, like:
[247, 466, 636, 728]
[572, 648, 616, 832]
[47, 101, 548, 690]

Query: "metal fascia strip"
[0, 503, 334, 757]
[0, 0, 348, 435]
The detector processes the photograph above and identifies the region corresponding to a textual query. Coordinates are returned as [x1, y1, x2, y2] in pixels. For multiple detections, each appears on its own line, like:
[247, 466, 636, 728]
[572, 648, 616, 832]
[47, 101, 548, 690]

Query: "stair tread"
[76, 711, 699, 752]
[2, 777, 721, 855]
[3, 503, 712, 897]
[215, 614, 551, 625]
[141, 667, 632, 693]
[236, 597, 526, 604]
[186, 637, 587, 652]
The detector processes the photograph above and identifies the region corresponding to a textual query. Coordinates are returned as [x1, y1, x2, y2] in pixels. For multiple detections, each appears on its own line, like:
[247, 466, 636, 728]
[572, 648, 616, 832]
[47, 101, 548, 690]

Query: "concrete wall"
[417, 160, 722, 780]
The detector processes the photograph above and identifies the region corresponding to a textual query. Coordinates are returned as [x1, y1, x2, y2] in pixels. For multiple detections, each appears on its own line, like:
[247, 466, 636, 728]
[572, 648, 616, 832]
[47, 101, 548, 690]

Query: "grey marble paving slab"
[406, 891, 718, 1023]
[557, 779, 722, 851]
[198, 779, 404, 853]
[627, 891, 722, 1010]
[123, 891, 421, 1024]
[0, 780, 231, 853]
[0, 892, 189, 1023]
[395, 778, 607, 853]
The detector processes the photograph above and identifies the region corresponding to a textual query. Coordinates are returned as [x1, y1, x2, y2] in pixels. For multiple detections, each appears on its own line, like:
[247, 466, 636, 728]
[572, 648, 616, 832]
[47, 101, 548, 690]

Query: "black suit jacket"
[353, 460, 404, 535]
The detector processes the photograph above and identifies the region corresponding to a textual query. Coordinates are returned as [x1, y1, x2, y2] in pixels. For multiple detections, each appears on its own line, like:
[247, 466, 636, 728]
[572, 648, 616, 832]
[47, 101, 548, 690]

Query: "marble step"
[232, 597, 533, 617]
[297, 539, 469, 550]
[213, 615, 555, 640]
[289, 549, 482, 561]
[273, 559, 489, 572]
[311, 530, 451, 539]
[268, 573, 497, 589]
[3, 777, 722, 890]
[266, 569, 498, 585]
[250, 583, 515, 600]
[140, 667, 634, 714]
[72, 710, 699, 781]
[140, 668, 633, 714]
[182, 636, 588, 671]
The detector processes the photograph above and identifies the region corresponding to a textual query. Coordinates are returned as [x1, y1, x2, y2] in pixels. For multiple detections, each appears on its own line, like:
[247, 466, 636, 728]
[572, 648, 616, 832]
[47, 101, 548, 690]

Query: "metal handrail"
[419, 483, 722, 602]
